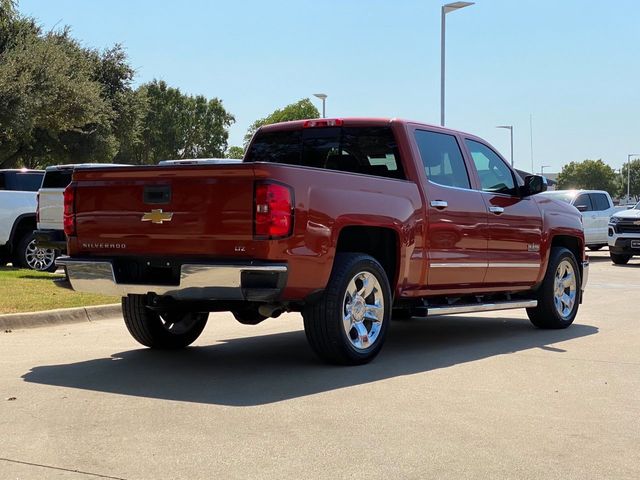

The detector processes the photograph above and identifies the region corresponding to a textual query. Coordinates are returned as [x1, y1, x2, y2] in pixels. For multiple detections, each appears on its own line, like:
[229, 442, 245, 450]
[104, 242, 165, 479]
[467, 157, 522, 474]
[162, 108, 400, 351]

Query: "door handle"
[430, 200, 448, 209]
[489, 206, 505, 214]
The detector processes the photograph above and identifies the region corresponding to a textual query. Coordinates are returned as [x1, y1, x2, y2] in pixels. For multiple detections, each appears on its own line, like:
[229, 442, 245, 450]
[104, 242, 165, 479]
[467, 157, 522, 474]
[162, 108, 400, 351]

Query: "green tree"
[556, 159, 618, 193]
[0, 29, 113, 168]
[243, 98, 319, 145]
[226, 146, 244, 159]
[618, 158, 640, 202]
[130, 80, 234, 164]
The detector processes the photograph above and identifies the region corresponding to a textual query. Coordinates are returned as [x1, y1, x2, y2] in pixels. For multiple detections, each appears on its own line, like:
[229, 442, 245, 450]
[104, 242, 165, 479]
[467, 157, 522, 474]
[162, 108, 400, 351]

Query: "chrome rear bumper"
[56, 257, 287, 301]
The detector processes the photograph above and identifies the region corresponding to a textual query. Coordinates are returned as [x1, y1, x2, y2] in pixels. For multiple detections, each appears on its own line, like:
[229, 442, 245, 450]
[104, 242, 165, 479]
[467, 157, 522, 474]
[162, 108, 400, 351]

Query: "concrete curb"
[0, 304, 121, 330]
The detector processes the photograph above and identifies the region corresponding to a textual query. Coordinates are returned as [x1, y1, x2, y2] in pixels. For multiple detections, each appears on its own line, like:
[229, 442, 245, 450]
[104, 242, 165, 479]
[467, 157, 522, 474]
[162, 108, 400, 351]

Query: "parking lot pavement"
[1, 250, 639, 480]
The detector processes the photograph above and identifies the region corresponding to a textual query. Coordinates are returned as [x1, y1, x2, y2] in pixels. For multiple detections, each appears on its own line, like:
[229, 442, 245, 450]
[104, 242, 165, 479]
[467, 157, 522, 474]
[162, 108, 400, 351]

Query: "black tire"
[122, 295, 208, 349]
[14, 232, 58, 272]
[610, 253, 631, 265]
[587, 245, 604, 251]
[302, 253, 392, 365]
[527, 247, 580, 329]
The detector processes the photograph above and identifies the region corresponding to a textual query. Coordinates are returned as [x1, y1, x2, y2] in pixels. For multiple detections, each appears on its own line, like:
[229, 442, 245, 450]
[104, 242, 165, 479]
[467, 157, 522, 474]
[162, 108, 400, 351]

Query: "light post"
[627, 153, 639, 204]
[313, 93, 327, 118]
[496, 125, 514, 167]
[440, 2, 474, 126]
[540, 165, 550, 176]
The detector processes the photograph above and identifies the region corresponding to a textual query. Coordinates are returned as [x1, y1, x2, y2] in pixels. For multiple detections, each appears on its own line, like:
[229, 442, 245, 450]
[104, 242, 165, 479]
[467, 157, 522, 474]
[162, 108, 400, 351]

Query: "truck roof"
[258, 117, 482, 139]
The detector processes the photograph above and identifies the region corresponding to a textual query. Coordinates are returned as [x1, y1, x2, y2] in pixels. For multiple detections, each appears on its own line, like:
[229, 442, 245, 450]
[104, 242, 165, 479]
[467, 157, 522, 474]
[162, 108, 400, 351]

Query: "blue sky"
[19, 0, 640, 173]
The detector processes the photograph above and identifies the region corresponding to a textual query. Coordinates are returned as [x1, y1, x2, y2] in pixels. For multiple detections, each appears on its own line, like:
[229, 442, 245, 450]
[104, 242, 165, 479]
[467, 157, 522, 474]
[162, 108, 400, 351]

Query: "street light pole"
[627, 153, 640, 204]
[440, 2, 474, 126]
[313, 93, 327, 118]
[497, 125, 514, 167]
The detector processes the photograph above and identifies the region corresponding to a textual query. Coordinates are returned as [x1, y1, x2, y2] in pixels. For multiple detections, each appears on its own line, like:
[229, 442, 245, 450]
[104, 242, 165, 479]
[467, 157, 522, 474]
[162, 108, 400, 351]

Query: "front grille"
[617, 223, 640, 234]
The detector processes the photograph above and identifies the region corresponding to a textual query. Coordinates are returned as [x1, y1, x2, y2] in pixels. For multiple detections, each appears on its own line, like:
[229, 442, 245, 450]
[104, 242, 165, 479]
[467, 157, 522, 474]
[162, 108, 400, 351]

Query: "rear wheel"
[122, 295, 208, 349]
[15, 232, 57, 272]
[610, 253, 631, 265]
[303, 253, 391, 365]
[527, 247, 580, 329]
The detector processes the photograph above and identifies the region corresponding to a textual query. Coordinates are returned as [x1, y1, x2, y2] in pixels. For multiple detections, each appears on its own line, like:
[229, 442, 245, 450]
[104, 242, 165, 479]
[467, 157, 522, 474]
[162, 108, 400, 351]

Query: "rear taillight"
[63, 182, 77, 236]
[36, 192, 40, 224]
[254, 181, 293, 239]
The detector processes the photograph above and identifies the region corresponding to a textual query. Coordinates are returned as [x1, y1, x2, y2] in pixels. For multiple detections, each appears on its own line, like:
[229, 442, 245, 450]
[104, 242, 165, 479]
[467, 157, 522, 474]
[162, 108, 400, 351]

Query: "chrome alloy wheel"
[553, 259, 577, 319]
[25, 239, 56, 271]
[342, 271, 385, 351]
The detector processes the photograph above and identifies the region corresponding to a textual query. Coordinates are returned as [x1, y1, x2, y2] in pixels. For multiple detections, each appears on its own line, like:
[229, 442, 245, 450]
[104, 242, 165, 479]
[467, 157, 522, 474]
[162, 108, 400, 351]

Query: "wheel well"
[9, 214, 36, 251]
[336, 226, 399, 290]
[550, 235, 582, 262]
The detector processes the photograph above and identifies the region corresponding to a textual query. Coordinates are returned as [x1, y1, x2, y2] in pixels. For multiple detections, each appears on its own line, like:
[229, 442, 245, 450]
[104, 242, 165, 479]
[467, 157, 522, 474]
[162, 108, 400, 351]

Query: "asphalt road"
[1, 251, 639, 480]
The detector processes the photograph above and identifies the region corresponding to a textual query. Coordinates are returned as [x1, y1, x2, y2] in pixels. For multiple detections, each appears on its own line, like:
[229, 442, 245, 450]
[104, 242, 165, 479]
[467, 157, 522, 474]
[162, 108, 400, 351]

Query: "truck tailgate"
[72, 164, 256, 257]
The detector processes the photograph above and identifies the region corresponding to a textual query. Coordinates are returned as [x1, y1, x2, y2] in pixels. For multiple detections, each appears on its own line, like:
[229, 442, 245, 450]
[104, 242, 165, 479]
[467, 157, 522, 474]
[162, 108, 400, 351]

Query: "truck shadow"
[22, 316, 597, 406]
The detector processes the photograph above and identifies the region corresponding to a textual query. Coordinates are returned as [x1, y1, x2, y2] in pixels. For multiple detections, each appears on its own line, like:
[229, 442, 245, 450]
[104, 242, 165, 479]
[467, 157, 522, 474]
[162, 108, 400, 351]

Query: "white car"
[608, 201, 640, 264]
[35, 164, 130, 255]
[0, 169, 57, 271]
[539, 190, 624, 250]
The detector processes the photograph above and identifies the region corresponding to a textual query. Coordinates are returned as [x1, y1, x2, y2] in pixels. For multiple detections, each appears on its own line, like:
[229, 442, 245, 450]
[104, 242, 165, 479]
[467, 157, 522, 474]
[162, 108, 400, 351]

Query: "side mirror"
[522, 175, 547, 196]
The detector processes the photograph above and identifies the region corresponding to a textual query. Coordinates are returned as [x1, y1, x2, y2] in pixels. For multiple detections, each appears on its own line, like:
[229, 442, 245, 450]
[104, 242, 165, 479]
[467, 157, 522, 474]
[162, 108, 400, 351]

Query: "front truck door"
[413, 129, 488, 290]
[464, 139, 543, 287]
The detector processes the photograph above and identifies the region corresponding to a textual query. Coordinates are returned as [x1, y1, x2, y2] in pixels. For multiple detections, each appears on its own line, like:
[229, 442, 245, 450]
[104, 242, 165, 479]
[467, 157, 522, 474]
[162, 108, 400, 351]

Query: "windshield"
[540, 191, 576, 204]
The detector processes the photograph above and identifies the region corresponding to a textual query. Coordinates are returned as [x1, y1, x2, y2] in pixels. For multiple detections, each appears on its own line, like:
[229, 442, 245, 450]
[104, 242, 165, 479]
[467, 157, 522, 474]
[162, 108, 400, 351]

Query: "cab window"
[590, 193, 610, 211]
[574, 194, 593, 212]
[465, 139, 516, 195]
[414, 130, 470, 189]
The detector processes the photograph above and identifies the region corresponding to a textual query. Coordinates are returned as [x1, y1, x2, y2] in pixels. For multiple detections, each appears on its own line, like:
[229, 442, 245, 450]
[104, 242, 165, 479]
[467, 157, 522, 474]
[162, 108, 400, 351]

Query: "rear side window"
[245, 126, 405, 180]
[414, 130, 470, 189]
[0, 172, 43, 191]
[42, 170, 73, 189]
[590, 193, 610, 211]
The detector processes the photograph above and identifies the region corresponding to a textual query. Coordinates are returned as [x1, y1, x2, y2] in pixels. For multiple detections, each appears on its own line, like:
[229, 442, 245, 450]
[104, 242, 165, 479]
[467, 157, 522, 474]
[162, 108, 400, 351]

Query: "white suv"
[0, 169, 57, 271]
[608, 201, 640, 264]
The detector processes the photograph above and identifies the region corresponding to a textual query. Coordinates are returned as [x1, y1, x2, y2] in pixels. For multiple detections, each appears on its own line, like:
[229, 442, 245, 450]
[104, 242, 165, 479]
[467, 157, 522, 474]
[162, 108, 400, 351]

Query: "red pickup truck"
[58, 118, 588, 365]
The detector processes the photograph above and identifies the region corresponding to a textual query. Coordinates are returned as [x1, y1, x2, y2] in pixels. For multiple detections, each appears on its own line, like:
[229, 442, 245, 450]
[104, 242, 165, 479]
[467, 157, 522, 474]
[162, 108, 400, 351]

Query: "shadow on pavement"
[23, 316, 597, 406]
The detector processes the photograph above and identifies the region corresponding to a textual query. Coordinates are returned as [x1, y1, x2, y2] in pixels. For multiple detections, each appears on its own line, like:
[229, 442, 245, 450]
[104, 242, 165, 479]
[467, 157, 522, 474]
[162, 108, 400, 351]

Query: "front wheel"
[122, 295, 208, 349]
[303, 253, 391, 365]
[587, 244, 605, 251]
[610, 253, 631, 265]
[527, 247, 580, 329]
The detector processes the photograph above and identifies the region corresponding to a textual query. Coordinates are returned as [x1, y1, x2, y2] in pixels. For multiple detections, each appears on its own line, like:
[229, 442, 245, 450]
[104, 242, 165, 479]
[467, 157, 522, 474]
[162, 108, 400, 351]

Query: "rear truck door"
[411, 128, 488, 290]
[573, 193, 597, 245]
[463, 138, 543, 286]
[71, 163, 257, 258]
[589, 192, 613, 244]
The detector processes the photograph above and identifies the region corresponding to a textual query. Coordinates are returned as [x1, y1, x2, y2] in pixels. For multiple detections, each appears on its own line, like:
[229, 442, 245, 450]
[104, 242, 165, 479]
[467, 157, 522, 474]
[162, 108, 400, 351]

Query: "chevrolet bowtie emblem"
[142, 209, 174, 224]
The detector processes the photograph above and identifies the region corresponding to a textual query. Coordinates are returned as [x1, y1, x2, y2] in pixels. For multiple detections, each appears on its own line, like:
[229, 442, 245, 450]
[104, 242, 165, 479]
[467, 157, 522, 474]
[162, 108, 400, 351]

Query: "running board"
[424, 300, 537, 317]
